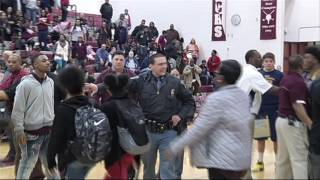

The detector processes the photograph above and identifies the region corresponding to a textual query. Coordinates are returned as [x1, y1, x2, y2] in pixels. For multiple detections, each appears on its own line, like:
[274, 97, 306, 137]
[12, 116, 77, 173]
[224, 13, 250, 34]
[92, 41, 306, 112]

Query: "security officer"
[129, 53, 195, 179]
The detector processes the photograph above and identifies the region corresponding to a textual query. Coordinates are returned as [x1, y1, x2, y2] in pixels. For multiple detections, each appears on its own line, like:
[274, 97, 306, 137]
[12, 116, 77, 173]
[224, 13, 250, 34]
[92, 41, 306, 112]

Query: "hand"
[15, 131, 27, 146]
[307, 121, 313, 130]
[84, 83, 98, 96]
[171, 115, 181, 127]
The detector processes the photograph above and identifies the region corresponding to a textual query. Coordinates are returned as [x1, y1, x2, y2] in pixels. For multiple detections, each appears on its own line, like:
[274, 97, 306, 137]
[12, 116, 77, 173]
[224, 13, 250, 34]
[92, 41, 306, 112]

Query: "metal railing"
[68, 4, 77, 19]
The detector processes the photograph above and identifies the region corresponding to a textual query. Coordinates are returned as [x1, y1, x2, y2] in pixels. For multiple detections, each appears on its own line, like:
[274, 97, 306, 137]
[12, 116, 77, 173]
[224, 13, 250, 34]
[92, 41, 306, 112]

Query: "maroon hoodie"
[72, 42, 87, 59]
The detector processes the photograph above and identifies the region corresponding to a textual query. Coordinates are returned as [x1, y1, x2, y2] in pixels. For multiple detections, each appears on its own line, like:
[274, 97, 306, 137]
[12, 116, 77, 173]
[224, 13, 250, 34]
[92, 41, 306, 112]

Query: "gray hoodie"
[12, 74, 55, 132]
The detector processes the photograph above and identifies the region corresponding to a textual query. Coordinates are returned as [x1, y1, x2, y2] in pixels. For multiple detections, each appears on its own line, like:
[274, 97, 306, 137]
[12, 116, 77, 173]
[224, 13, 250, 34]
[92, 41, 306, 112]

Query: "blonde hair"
[312, 69, 320, 80]
[8, 53, 22, 64]
[8, 53, 21, 60]
[3, 51, 13, 56]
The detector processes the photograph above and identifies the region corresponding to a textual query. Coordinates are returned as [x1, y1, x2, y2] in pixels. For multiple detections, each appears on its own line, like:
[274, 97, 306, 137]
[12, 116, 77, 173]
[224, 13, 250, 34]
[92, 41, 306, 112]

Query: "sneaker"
[252, 161, 264, 172]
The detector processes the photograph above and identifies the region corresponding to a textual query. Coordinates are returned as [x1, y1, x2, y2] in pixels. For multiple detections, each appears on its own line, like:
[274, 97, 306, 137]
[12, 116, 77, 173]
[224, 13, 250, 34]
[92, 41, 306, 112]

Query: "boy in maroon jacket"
[72, 36, 87, 70]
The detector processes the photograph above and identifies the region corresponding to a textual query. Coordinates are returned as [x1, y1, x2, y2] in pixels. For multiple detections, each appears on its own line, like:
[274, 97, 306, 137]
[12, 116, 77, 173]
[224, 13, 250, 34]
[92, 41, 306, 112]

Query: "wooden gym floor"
[0, 140, 275, 179]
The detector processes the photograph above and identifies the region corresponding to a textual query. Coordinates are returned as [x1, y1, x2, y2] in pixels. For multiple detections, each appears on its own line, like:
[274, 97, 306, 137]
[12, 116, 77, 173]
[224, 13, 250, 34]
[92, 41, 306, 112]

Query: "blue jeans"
[175, 150, 184, 179]
[65, 161, 94, 179]
[75, 59, 85, 70]
[25, 8, 38, 25]
[38, 30, 49, 51]
[95, 62, 103, 72]
[55, 59, 67, 71]
[141, 129, 178, 179]
[16, 133, 60, 179]
[309, 152, 320, 179]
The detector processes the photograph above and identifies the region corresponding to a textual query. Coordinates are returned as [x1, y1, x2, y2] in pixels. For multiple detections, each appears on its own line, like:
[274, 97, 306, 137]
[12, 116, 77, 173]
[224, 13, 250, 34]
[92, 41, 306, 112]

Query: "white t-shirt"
[71, 26, 85, 42]
[127, 59, 137, 71]
[237, 64, 272, 114]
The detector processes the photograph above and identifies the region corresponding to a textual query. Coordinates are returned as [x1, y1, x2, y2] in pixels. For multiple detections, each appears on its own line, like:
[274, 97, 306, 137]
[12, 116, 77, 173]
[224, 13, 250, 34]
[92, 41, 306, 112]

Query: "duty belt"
[279, 114, 301, 122]
[145, 119, 172, 133]
[279, 114, 302, 127]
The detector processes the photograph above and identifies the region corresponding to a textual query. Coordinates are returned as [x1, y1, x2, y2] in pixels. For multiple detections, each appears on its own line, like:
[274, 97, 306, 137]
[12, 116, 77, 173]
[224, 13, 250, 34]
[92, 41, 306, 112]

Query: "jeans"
[55, 59, 67, 71]
[25, 8, 38, 25]
[16, 133, 60, 179]
[38, 30, 49, 51]
[308, 152, 320, 179]
[4, 121, 15, 160]
[65, 161, 94, 180]
[95, 62, 103, 73]
[141, 129, 178, 179]
[76, 59, 85, 70]
[175, 150, 184, 179]
[137, 46, 148, 60]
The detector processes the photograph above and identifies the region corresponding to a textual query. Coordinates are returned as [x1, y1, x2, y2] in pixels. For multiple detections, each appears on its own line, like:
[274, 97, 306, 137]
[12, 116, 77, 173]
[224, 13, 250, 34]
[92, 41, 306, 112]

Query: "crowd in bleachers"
[0, 0, 217, 94]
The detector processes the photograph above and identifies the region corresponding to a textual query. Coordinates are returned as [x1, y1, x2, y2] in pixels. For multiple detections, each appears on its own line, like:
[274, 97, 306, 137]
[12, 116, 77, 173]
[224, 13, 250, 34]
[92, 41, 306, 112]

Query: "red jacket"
[207, 56, 221, 73]
[61, 0, 69, 6]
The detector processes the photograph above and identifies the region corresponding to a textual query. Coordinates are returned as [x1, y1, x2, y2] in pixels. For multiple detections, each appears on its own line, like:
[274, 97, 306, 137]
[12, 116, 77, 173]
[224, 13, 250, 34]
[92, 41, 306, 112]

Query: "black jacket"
[310, 80, 320, 154]
[47, 72, 66, 112]
[100, 96, 128, 168]
[47, 95, 90, 170]
[129, 72, 195, 124]
[131, 25, 146, 38]
[100, 3, 113, 20]
[135, 30, 151, 46]
[149, 26, 159, 39]
[0, 23, 11, 42]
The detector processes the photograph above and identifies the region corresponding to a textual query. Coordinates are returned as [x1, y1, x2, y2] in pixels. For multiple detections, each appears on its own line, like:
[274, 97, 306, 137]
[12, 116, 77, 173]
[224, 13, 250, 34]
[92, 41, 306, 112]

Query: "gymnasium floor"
[0, 141, 275, 179]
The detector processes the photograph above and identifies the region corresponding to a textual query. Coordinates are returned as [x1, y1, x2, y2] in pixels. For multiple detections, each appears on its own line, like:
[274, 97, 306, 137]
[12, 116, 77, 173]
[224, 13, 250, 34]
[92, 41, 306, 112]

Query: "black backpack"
[115, 99, 150, 155]
[68, 104, 112, 164]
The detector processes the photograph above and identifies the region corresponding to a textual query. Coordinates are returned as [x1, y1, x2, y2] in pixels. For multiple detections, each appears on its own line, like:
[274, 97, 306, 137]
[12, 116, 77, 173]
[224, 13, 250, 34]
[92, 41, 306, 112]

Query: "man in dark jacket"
[303, 46, 320, 179]
[129, 53, 195, 179]
[135, 27, 151, 47]
[165, 24, 179, 44]
[131, 19, 146, 38]
[100, 0, 113, 24]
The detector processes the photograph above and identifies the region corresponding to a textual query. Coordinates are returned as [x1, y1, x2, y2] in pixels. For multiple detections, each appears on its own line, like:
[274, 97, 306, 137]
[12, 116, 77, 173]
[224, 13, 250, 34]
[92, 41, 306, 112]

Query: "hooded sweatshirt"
[47, 95, 90, 170]
[12, 73, 54, 132]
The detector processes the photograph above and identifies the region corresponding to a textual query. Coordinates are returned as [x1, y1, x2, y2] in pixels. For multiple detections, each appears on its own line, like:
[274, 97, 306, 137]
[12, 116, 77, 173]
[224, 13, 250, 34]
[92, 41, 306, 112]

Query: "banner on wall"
[260, 0, 277, 40]
[212, 0, 226, 41]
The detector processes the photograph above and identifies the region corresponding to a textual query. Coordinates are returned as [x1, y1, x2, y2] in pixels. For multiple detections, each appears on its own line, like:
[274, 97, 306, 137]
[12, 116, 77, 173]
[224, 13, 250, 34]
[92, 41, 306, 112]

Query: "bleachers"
[52, 8, 103, 29]
[18, 50, 54, 61]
